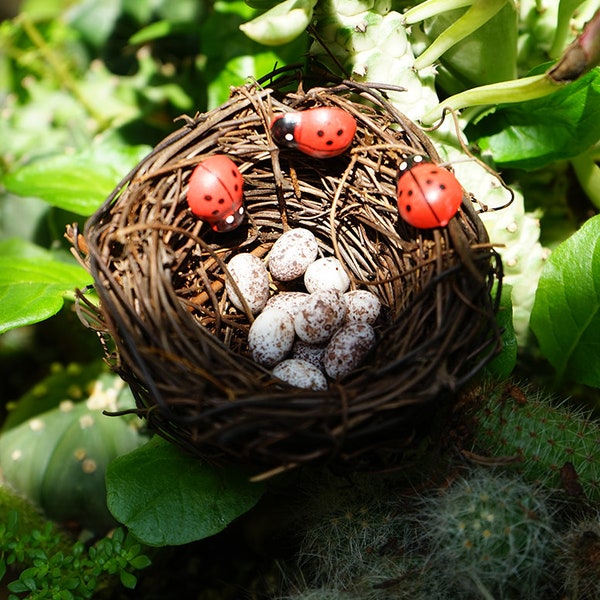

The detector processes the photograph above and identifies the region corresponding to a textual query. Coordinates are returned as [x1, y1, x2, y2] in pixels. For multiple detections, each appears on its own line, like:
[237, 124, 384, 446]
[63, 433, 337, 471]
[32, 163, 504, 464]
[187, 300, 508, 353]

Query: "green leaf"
[530, 215, 600, 387]
[484, 283, 517, 379]
[240, 0, 316, 46]
[0, 239, 93, 334]
[119, 570, 137, 589]
[2, 141, 151, 216]
[128, 554, 152, 570]
[469, 68, 600, 170]
[106, 436, 264, 546]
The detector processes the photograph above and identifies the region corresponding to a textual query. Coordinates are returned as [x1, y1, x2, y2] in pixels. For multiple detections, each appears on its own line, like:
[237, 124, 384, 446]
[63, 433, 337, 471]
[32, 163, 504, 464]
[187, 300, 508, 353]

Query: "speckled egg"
[304, 257, 351, 293]
[264, 291, 310, 319]
[344, 290, 381, 324]
[272, 359, 328, 391]
[224, 253, 270, 314]
[323, 322, 376, 379]
[291, 340, 326, 370]
[294, 289, 348, 344]
[268, 228, 319, 281]
[248, 308, 295, 367]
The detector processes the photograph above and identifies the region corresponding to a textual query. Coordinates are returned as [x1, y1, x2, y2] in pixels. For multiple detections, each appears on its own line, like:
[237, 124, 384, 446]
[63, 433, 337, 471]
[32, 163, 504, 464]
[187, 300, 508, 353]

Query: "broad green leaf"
[0, 238, 92, 334]
[530, 215, 600, 387]
[3, 142, 151, 216]
[469, 68, 600, 170]
[106, 436, 264, 546]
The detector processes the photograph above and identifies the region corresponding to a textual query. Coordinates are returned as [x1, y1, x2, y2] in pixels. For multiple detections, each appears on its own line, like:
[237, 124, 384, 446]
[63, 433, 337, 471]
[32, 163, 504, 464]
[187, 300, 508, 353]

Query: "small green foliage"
[0, 508, 151, 599]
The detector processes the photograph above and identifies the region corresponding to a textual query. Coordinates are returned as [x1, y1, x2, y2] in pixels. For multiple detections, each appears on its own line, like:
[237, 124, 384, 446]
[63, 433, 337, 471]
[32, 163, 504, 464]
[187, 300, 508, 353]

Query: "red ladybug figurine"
[396, 155, 463, 229]
[187, 154, 245, 232]
[270, 106, 357, 159]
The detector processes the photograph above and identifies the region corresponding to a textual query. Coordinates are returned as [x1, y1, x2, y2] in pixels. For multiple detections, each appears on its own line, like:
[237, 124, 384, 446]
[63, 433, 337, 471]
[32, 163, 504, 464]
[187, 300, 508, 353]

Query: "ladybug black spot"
[232, 169, 239, 178]
[204, 195, 212, 201]
[234, 184, 239, 192]
[212, 210, 219, 215]
[326, 140, 334, 146]
[405, 205, 412, 212]
[218, 198, 225, 204]
[336, 129, 344, 136]
[407, 190, 414, 197]
[317, 130, 325, 137]
[439, 183, 447, 191]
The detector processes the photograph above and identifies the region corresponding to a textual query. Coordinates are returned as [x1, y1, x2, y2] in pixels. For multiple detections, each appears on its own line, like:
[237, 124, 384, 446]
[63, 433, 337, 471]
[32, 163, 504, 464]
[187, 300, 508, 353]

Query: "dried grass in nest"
[74, 74, 503, 477]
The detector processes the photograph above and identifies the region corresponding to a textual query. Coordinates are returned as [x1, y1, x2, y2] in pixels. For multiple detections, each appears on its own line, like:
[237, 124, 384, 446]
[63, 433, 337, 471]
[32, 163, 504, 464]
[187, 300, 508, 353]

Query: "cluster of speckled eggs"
[185, 105, 465, 388]
[225, 228, 381, 390]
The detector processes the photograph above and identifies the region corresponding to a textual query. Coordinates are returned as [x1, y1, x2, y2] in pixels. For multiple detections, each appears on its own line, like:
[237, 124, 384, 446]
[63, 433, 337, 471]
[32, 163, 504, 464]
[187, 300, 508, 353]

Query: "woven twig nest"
[76, 74, 503, 477]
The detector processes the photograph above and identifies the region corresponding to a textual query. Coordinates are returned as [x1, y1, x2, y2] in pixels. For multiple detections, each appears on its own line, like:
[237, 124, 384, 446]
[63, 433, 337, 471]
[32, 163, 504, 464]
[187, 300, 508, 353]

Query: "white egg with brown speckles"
[268, 228, 319, 281]
[225, 253, 270, 314]
[294, 289, 347, 344]
[264, 291, 310, 319]
[324, 322, 376, 379]
[272, 359, 328, 390]
[248, 308, 295, 367]
[291, 339, 326, 370]
[304, 257, 350, 293]
[344, 290, 381, 324]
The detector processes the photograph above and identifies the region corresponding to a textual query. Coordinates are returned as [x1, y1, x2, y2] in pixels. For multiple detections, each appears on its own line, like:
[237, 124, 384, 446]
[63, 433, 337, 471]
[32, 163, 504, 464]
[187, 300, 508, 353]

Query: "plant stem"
[404, 0, 513, 71]
[403, 0, 474, 24]
[571, 150, 600, 210]
[421, 73, 563, 124]
[549, 0, 587, 58]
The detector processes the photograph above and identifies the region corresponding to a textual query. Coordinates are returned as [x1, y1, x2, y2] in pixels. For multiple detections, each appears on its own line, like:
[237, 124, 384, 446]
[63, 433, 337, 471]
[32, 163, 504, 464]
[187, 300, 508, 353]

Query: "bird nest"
[74, 74, 503, 478]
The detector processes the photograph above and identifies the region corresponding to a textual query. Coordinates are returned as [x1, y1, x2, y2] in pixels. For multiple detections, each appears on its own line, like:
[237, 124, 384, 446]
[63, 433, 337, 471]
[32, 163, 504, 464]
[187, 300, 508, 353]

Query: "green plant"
[1, 0, 600, 595]
[0, 499, 151, 599]
[557, 512, 600, 600]
[416, 468, 556, 600]
[471, 380, 600, 501]
[0, 365, 146, 533]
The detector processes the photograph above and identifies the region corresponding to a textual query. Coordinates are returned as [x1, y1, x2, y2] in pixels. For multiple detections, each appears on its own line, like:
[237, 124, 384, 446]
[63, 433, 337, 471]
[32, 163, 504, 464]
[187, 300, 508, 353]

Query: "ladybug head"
[270, 113, 301, 148]
[208, 204, 246, 233]
[398, 154, 430, 177]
